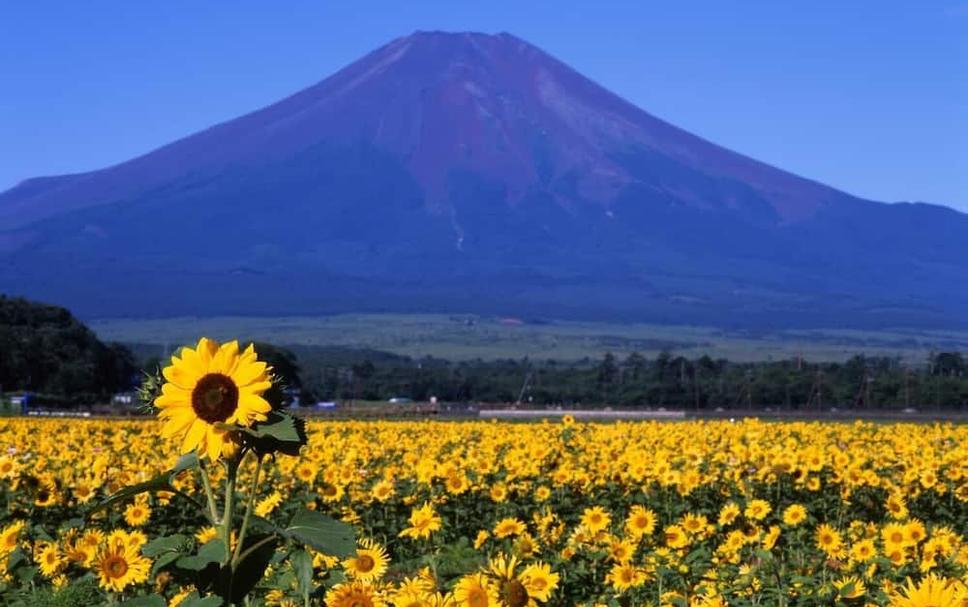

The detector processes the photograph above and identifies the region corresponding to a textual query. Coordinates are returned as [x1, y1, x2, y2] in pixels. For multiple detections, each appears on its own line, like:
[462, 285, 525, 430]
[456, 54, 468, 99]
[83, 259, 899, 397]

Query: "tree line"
[293, 349, 968, 410]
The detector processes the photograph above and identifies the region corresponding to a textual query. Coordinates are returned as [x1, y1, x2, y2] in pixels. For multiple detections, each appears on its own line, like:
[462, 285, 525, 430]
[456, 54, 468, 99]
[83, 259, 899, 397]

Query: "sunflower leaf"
[231, 533, 278, 603]
[235, 411, 307, 457]
[86, 475, 174, 518]
[119, 594, 166, 607]
[284, 509, 355, 557]
[142, 534, 190, 557]
[176, 539, 225, 571]
[290, 549, 313, 602]
[176, 593, 223, 607]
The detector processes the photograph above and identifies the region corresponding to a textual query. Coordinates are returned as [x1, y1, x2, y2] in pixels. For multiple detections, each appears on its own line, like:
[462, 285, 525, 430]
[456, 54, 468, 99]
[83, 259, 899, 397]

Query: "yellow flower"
[816, 523, 843, 556]
[520, 562, 559, 602]
[94, 540, 151, 592]
[38, 543, 65, 577]
[744, 499, 771, 521]
[833, 575, 866, 599]
[124, 501, 151, 527]
[255, 491, 284, 517]
[493, 518, 527, 539]
[626, 505, 656, 538]
[580, 506, 611, 534]
[891, 574, 965, 607]
[155, 338, 272, 462]
[399, 502, 442, 540]
[453, 573, 499, 607]
[782, 504, 807, 526]
[606, 562, 645, 592]
[326, 581, 385, 607]
[344, 538, 389, 582]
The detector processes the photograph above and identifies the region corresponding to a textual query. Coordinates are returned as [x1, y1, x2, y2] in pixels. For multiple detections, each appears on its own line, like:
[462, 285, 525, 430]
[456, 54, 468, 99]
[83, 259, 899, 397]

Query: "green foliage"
[284, 509, 356, 557]
[0, 295, 137, 404]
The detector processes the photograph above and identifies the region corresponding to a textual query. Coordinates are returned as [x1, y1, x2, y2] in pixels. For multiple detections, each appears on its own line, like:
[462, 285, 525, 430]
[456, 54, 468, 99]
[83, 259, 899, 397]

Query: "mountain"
[2, 31, 966, 328]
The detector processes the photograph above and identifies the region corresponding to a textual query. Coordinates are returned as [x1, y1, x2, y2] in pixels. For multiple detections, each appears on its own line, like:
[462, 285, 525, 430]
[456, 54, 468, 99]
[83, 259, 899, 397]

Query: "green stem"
[221, 456, 240, 603]
[234, 533, 276, 567]
[170, 488, 212, 523]
[199, 463, 220, 523]
[232, 454, 265, 566]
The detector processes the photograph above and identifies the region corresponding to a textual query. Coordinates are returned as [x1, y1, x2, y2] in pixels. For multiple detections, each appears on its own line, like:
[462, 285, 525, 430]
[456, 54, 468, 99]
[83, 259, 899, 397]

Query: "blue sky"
[1, 1, 965, 210]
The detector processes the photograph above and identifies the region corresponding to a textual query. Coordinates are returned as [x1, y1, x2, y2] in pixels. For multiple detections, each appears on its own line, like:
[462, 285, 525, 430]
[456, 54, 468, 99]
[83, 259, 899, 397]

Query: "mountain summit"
[2, 31, 966, 327]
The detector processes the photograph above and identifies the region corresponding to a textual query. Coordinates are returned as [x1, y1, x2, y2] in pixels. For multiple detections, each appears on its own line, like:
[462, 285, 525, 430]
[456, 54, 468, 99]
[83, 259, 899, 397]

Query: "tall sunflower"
[155, 338, 272, 462]
[94, 541, 151, 592]
[891, 574, 966, 607]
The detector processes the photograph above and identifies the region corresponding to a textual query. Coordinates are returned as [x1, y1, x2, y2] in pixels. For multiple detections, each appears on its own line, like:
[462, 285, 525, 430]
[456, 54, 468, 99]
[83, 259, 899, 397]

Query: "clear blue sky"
[2, 1, 965, 210]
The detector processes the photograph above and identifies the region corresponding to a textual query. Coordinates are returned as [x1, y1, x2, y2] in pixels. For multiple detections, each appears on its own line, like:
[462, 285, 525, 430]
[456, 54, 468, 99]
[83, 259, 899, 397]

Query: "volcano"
[2, 31, 966, 327]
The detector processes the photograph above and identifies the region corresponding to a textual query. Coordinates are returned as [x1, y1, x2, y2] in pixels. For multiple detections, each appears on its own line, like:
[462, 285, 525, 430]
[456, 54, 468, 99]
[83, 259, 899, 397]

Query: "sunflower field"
[0, 413, 966, 607]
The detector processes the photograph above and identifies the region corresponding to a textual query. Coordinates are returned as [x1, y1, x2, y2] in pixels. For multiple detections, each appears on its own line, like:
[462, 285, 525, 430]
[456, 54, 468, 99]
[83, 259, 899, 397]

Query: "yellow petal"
[161, 409, 195, 438]
[195, 337, 218, 369]
[211, 340, 240, 375]
[162, 364, 199, 391]
[181, 419, 207, 454]
[232, 361, 268, 388]
[206, 429, 224, 462]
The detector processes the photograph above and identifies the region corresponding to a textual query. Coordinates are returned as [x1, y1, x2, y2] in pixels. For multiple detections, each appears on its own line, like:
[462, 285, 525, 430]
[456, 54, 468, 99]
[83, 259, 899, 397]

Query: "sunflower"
[344, 538, 389, 582]
[625, 505, 656, 538]
[494, 518, 527, 539]
[717, 502, 740, 527]
[254, 491, 284, 517]
[454, 573, 499, 607]
[664, 524, 690, 549]
[606, 562, 645, 592]
[326, 581, 385, 607]
[833, 575, 866, 599]
[850, 539, 877, 562]
[816, 523, 843, 556]
[782, 504, 807, 526]
[580, 506, 611, 534]
[38, 543, 65, 577]
[891, 574, 966, 607]
[399, 503, 442, 540]
[94, 541, 151, 592]
[155, 338, 272, 462]
[124, 501, 151, 527]
[519, 562, 558, 603]
[0, 520, 25, 554]
[487, 554, 531, 607]
[744, 499, 771, 521]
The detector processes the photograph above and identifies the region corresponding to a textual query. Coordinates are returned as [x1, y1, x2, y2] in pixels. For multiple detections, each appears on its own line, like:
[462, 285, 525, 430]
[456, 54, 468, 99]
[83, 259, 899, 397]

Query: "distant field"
[88, 313, 968, 363]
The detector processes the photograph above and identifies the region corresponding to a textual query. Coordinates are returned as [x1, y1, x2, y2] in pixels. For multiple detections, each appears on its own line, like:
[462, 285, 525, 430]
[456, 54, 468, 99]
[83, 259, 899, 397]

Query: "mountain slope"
[1, 31, 966, 328]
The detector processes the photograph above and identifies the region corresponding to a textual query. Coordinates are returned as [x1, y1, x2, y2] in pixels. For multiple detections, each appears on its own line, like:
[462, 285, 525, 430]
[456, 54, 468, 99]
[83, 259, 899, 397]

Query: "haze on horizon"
[1, 1, 965, 211]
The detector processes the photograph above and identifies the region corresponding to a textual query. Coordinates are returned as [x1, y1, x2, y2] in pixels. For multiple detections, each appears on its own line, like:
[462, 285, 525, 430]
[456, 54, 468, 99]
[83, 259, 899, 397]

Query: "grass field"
[89, 313, 968, 363]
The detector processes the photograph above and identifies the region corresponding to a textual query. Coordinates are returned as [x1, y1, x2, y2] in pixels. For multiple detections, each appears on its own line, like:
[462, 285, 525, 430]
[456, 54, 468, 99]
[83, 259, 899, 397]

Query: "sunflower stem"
[232, 453, 265, 566]
[199, 462, 219, 523]
[221, 456, 240, 602]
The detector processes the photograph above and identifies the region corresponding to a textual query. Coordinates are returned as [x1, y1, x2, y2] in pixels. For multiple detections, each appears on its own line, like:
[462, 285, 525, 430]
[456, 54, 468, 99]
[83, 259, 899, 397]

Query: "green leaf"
[231, 533, 279, 603]
[172, 452, 200, 475]
[285, 509, 355, 557]
[87, 453, 198, 518]
[142, 534, 189, 557]
[176, 539, 225, 571]
[87, 475, 174, 517]
[119, 595, 166, 607]
[177, 593, 223, 607]
[235, 411, 308, 456]
[290, 549, 314, 602]
[150, 551, 181, 578]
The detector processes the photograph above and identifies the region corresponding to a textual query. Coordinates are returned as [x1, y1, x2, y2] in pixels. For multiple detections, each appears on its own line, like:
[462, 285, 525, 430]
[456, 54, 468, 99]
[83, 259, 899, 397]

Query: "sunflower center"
[501, 580, 529, 607]
[191, 373, 239, 423]
[106, 555, 128, 578]
[356, 554, 375, 572]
